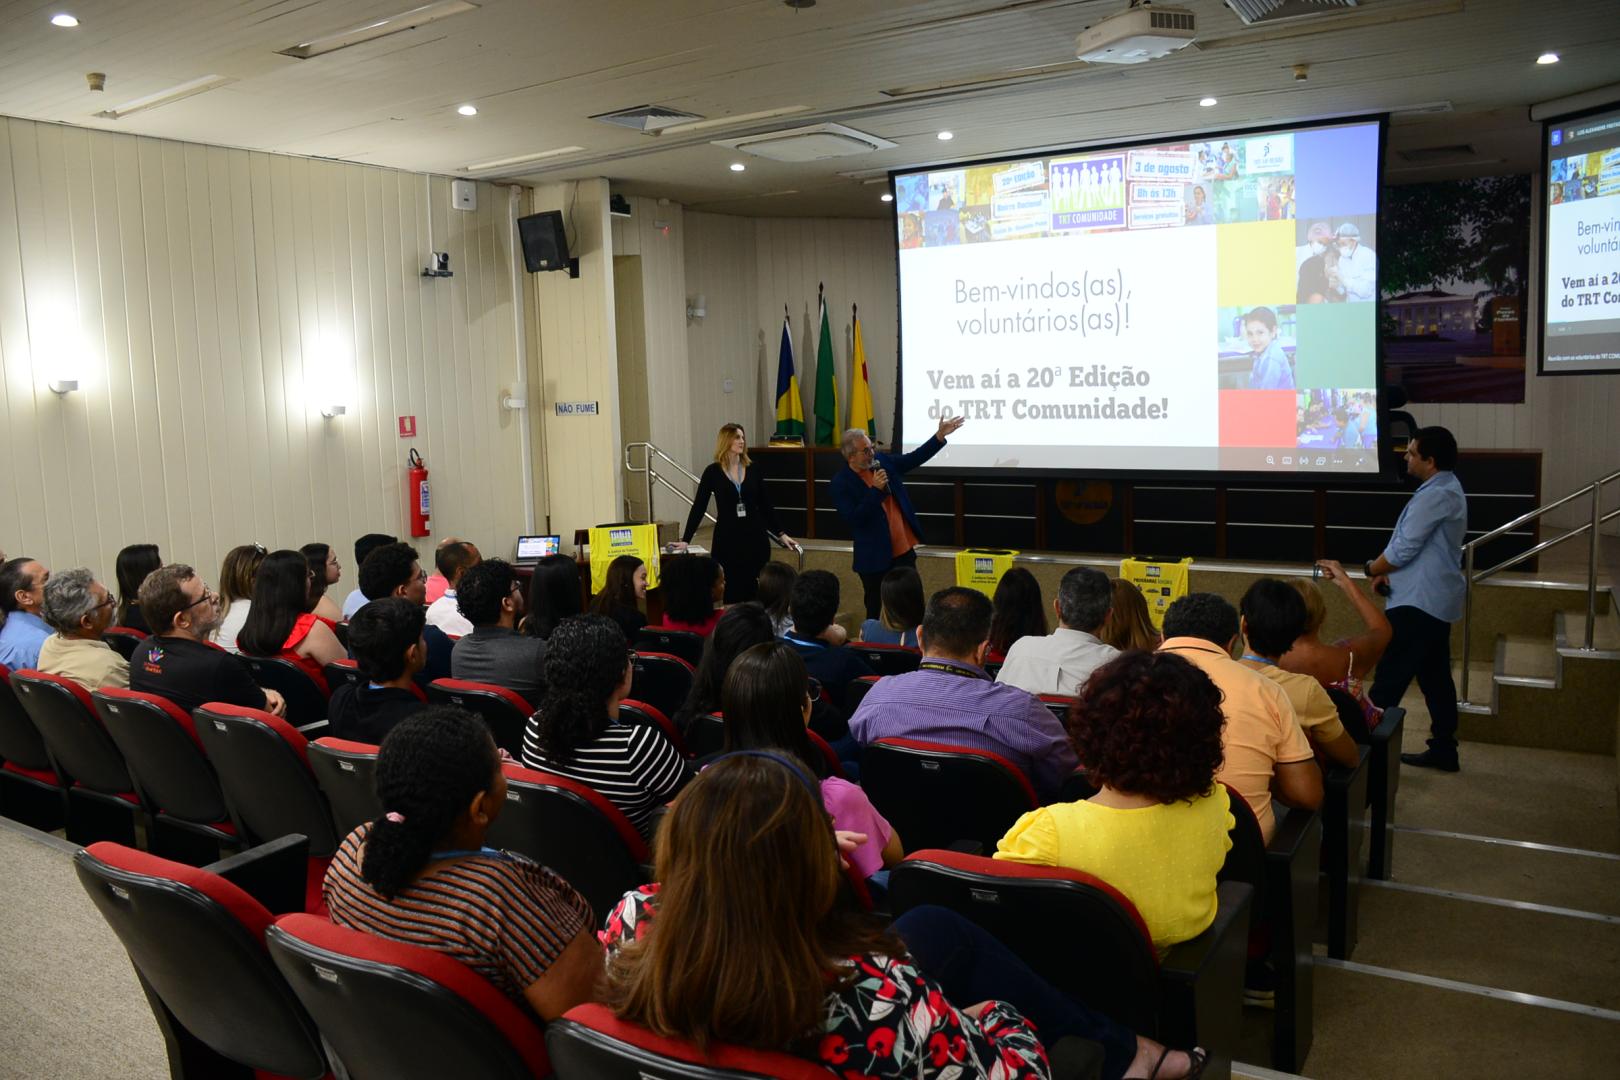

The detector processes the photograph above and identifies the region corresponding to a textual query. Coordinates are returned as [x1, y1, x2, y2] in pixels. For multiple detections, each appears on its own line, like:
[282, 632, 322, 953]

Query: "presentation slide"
[893, 119, 1384, 476]
[1543, 105, 1620, 374]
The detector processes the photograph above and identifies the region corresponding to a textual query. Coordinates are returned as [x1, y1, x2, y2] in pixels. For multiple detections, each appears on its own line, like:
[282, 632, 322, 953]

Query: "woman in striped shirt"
[323, 706, 604, 1020]
[521, 615, 693, 837]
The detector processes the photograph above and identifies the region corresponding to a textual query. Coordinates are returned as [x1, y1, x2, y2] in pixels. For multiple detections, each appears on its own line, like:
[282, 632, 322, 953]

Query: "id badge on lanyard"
[736, 502, 747, 518]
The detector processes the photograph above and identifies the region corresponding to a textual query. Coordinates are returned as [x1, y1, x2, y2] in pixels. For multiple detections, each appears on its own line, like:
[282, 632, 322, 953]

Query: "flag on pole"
[813, 283, 839, 446]
[848, 302, 876, 439]
[773, 306, 804, 441]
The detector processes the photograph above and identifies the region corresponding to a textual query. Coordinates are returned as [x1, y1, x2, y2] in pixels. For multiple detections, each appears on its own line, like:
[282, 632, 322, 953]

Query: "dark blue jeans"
[893, 904, 1137, 1080]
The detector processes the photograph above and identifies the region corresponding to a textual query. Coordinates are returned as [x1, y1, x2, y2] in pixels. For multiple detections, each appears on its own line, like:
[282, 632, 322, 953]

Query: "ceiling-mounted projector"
[1076, 1, 1197, 64]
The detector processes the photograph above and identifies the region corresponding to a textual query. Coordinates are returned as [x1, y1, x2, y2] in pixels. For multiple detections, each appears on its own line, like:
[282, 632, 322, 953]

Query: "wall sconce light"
[49, 378, 80, 395]
[686, 294, 707, 321]
[502, 382, 528, 410]
[321, 403, 347, 418]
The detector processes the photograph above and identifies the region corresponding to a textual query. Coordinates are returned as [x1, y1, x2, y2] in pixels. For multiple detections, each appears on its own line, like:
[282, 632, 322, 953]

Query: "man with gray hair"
[829, 414, 966, 619]
[995, 566, 1120, 696]
[37, 568, 129, 691]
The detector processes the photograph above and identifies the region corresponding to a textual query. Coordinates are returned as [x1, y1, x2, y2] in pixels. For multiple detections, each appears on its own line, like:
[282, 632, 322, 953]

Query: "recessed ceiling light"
[1199, 96, 1218, 107]
[880, 193, 894, 202]
[1536, 51, 1560, 65]
[457, 104, 478, 116]
[937, 130, 954, 141]
[729, 162, 746, 172]
[51, 13, 79, 27]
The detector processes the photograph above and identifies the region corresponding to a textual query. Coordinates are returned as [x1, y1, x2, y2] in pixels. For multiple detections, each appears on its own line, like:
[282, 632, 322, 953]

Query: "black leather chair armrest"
[296, 719, 331, 737]
[206, 834, 311, 915]
[1368, 704, 1403, 746]
[1159, 879, 1252, 1075]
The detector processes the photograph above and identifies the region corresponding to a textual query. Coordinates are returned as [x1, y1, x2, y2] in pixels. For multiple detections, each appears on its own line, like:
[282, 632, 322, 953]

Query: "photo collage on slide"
[895, 123, 1383, 466]
[1548, 146, 1619, 203]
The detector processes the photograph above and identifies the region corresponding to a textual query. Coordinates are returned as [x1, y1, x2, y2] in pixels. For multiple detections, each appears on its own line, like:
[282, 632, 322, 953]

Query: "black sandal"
[1146, 1046, 1208, 1080]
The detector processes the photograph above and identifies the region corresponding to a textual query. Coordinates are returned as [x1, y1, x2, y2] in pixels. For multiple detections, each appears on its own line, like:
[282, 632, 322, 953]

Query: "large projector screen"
[893, 118, 1385, 477]
[1542, 102, 1620, 375]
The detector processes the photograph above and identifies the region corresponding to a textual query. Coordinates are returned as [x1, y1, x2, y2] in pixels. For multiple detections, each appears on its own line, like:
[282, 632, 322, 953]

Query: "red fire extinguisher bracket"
[407, 448, 431, 537]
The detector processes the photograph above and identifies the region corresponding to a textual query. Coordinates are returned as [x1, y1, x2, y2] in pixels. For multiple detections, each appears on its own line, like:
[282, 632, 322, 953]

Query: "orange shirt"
[1157, 637, 1313, 841]
[859, 467, 918, 558]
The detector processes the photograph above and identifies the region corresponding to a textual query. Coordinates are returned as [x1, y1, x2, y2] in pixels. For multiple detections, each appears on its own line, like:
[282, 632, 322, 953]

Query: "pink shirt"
[820, 777, 893, 880]
[425, 573, 450, 605]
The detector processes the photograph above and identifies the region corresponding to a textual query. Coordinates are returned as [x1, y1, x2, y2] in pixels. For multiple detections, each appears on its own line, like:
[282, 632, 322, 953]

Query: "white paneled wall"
[612, 196, 692, 473]
[0, 115, 529, 590]
[685, 212, 897, 455]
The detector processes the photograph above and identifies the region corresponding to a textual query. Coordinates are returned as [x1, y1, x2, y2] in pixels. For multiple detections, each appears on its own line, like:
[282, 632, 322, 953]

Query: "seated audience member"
[37, 568, 129, 690]
[720, 641, 899, 881]
[850, 587, 1079, 801]
[1239, 579, 1361, 768]
[673, 603, 851, 746]
[213, 544, 266, 654]
[1159, 593, 1321, 841]
[113, 543, 162, 634]
[323, 707, 602, 1020]
[358, 541, 454, 683]
[783, 570, 874, 704]
[1099, 578, 1160, 652]
[520, 615, 692, 837]
[237, 550, 346, 691]
[589, 554, 648, 640]
[1280, 560, 1393, 725]
[857, 565, 923, 647]
[451, 558, 546, 702]
[424, 536, 476, 606]
[754, 561, 796, 637]
[300, 542, 345, 624]
[0, 557, 52, 670]
[341, 533, 397, 619]
[425, 541, 480, 637]
[655, 554, 725, 636]
[601, 754, 1202, 1080]
[328, 598, 430, 742]
[996, 651, 1233, 954]
[987, 567, 1047, 663]
[129, 564, 286, 717]
[521, 553, 582, 640]
[997, 566, 1120, 697]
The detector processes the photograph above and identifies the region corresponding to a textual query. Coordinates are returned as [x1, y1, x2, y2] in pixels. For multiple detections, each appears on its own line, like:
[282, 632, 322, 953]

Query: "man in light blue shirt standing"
[1365, 428, 1468, 771]
[0, 557, 53, 670]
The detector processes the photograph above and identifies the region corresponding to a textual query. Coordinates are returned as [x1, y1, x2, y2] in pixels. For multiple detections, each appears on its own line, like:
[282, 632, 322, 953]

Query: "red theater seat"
[859, 737, 1038, 852]
[12, 670, 141, 845]
[74, 839, 328, 1079]
[102, 626, 148, 661]
[268, 913, 549, 1080]
[547, 1003, 832, 1079]
[847, 642, 922, 676]
[634, 626, 705, 667]
[428, 678, 534, 757]
[628, 652, 693, 719]
[0, 663, 67, 831]
[307, 738, 382, 838]
[617, 698, 689, 758]
[240, 655, 329, 727]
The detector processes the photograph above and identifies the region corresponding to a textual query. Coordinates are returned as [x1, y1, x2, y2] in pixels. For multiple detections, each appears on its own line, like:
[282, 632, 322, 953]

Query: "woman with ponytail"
[520, 614, 692, 837]
[322, 706, 604, 1020]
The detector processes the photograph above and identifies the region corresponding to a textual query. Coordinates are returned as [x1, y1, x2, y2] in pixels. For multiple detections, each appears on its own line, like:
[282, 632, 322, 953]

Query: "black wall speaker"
[517, 210, 578, 277]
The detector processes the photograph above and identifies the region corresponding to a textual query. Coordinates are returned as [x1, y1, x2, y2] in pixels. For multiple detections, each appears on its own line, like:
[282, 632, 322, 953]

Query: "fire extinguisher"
[407, 448, 431, 538]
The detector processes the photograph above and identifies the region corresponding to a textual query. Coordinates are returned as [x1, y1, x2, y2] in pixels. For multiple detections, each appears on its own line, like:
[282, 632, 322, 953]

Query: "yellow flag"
[849, 304, 876, 438]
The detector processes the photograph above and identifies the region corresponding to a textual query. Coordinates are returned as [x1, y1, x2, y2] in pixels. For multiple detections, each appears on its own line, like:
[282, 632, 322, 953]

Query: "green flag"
[813, 284, 839, 445]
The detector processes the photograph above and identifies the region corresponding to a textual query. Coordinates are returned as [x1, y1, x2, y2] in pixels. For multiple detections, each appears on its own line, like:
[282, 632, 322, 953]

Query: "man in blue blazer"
[831, 416, 966, 619]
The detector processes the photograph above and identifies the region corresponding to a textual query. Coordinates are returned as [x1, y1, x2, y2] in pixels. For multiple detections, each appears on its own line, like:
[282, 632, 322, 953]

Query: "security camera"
[1293, 64, 1309, 82]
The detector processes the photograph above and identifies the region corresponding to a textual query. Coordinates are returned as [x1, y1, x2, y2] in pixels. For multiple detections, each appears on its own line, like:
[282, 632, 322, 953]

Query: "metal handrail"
[623, 442, 716, 529]
[1459, 468, 1620, 703]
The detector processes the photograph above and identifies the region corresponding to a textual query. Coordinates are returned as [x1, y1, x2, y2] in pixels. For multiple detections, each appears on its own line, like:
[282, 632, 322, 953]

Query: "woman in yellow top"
[995, 650, 1233, 954]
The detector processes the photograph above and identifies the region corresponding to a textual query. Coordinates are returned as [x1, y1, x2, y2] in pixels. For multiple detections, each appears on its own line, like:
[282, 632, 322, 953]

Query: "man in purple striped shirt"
[849, 586, 1079, 800]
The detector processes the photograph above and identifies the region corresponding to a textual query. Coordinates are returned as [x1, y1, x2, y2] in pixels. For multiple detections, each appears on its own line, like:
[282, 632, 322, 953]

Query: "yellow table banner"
[588, 524, 662, 594]
[1120, 556, 1192, 631]
[954, 549, 1019, 598]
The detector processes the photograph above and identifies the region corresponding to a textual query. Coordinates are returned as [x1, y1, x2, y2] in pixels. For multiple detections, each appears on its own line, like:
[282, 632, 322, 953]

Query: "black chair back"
[634, 627, 705, 666]
[103, 627, 148, 661]
[94, 689, 232, 830]
[240, 656, 328, 726]
[846, 642, 922, 675]
[322, 658, 363, 693]
[12, 670, 133, 796]
[307, 738, 382, 837]
[486, 763, 651, 921]
[859, 737, 1037, 852]
[628, 652, 693, 718]
[843, 674, 880, 714]
[427, 679, 534, 756]
[0, 663, 58, 779]
[195, 704, 338, 857]
[547, 1003, 832, 1079]
[618, 699, 689, 758]
[267, 914, 550, 1079]
[74, 842, 327, 1079]
[1039, 694, 1076, 724]
[687, 712, 726, 759]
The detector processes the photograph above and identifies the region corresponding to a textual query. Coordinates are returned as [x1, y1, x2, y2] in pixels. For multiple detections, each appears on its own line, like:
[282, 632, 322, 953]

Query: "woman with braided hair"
[322, 706, 604, 1020]
[520, 614, 692, 837]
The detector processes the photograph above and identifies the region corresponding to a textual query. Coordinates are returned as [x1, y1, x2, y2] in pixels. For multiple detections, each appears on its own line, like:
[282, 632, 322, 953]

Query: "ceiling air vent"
[1223, 0, 1359, 25]
[591, 104, 706, 133]
[711, 123, 896, 162]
